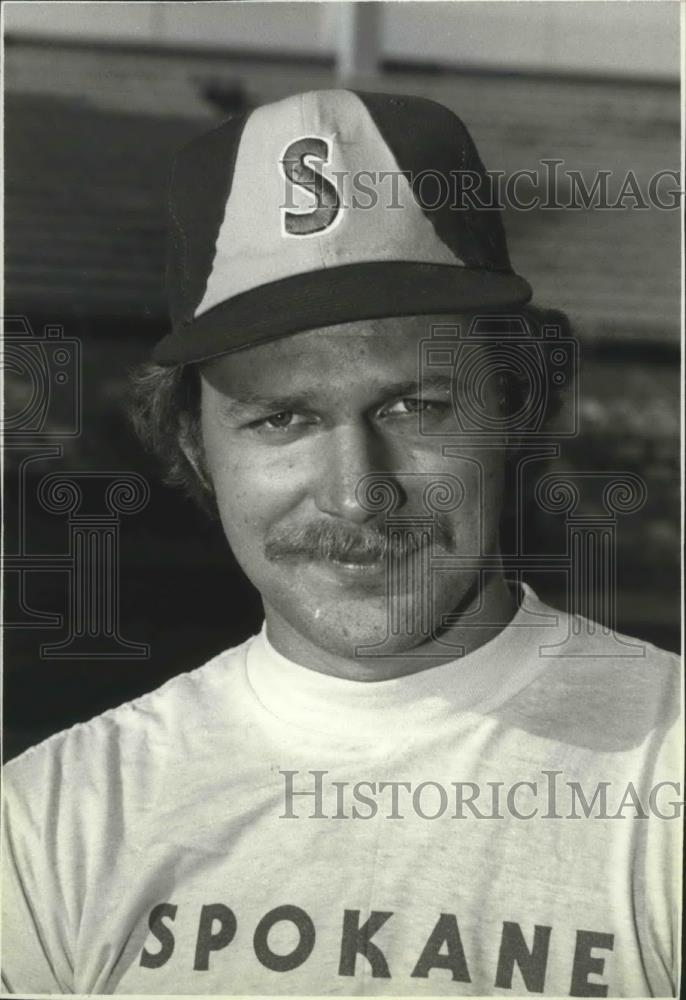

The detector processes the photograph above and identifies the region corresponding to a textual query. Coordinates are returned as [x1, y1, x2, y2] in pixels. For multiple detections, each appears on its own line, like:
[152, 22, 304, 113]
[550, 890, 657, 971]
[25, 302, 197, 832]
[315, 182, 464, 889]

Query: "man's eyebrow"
[216, 375, 455, 418]
[381, 375, 454, 397]
[217, 392, 315, 417]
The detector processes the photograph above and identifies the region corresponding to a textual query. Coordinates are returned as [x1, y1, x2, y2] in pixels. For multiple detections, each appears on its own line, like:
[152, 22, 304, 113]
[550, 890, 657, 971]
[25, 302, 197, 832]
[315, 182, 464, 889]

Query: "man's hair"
[129, 307, 573, 518]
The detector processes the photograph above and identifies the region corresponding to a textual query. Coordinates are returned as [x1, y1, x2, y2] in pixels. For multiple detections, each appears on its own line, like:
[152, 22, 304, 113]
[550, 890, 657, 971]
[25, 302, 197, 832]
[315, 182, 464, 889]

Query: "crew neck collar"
[245, 583, 563, 741]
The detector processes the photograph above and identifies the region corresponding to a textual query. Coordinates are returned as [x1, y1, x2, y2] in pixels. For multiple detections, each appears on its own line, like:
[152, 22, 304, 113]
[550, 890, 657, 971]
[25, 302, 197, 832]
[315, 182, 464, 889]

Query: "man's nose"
[313, 424, 400, 524]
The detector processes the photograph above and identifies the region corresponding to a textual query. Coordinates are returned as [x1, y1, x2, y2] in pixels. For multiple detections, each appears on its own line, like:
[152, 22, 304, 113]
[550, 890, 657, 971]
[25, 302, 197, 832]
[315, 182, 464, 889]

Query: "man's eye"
[265, 411, 294, 429]
[249, 410, 310, 433]
[385, 398, 447, 416]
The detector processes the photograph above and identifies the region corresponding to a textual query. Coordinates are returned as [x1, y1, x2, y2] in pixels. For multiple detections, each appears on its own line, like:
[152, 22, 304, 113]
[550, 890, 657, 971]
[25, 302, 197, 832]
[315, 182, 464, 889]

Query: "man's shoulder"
[3, 633, 258, 782]
[523, 585, 680, 672]
[508, 590, 681, 753]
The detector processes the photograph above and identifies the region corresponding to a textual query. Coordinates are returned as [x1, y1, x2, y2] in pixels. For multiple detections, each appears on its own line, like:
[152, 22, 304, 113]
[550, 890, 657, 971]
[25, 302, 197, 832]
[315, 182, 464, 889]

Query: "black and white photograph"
[1, 1, 683, 996]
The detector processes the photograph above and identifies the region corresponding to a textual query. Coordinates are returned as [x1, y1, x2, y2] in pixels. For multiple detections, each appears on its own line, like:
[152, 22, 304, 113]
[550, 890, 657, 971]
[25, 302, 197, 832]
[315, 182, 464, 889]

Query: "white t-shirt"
[1, 585, 682, 996]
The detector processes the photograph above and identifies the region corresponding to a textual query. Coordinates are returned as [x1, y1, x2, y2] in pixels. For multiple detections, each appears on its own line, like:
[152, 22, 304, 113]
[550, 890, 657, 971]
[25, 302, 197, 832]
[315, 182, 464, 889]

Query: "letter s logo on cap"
[280, 137, 341, 237]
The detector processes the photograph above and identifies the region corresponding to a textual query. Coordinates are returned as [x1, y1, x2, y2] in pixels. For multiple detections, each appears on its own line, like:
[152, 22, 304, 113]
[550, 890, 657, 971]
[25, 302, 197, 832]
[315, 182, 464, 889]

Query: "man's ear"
[179, 414, 213, 492]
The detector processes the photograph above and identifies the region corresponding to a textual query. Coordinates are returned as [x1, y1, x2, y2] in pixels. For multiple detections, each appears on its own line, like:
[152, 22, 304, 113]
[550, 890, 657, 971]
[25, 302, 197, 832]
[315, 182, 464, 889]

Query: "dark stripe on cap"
[166, 111, 250, 331]
[354, 91, 511, 271]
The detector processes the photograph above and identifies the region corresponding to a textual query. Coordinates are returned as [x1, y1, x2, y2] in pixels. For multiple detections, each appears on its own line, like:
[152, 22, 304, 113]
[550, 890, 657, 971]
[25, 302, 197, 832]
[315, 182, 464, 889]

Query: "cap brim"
[153, 261, 532, 365]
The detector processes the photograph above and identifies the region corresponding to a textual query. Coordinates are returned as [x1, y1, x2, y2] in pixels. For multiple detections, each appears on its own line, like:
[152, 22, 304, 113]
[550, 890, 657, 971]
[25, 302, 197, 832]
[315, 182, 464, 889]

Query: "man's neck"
[263, 571, 518, 682]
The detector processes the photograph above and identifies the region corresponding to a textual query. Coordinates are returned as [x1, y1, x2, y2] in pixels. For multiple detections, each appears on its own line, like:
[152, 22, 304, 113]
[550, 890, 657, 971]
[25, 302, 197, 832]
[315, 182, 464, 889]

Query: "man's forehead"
[199, 314, 471, 395]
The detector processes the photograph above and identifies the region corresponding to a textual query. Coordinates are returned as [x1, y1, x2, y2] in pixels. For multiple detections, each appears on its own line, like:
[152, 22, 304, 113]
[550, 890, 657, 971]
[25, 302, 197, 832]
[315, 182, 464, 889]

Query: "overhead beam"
[335, 2, 381, 79]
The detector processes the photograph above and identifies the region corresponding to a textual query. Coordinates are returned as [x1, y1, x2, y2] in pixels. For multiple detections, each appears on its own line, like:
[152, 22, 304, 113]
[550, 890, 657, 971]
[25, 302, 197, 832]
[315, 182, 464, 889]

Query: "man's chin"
[293, 614, 434, 663]
[258, 559, 477, 665]
[265, 587, 446, 664]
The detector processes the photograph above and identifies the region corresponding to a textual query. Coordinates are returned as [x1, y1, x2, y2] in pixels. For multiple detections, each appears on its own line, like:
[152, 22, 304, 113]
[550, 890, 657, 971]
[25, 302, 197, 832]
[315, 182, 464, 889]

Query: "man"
[2, 90, 681, 997]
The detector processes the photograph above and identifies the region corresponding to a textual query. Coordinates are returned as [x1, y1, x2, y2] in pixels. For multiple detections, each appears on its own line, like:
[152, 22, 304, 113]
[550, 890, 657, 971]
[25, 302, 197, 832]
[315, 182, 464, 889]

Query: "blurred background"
[2, 1, 682, 759]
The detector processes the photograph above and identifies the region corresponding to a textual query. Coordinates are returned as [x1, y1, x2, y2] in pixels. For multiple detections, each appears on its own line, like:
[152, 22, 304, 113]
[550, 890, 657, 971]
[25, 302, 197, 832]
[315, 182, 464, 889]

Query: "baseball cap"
[153, 89, 531, 365]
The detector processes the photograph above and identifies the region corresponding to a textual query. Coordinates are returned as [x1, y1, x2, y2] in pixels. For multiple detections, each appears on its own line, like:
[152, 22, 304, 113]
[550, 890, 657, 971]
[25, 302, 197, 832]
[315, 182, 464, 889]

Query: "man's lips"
[309, 554, 388, 585]
[283, 546, 425, 565]
[288, 545, 434, 585]
[266, 537, 448, 594]
[328, 550, 385, 566]
[327, 554, 386, 572]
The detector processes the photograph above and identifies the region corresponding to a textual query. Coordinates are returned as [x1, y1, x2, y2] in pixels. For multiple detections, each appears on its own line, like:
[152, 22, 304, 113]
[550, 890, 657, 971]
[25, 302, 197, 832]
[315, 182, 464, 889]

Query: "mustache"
[264, 518, 455, 563]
